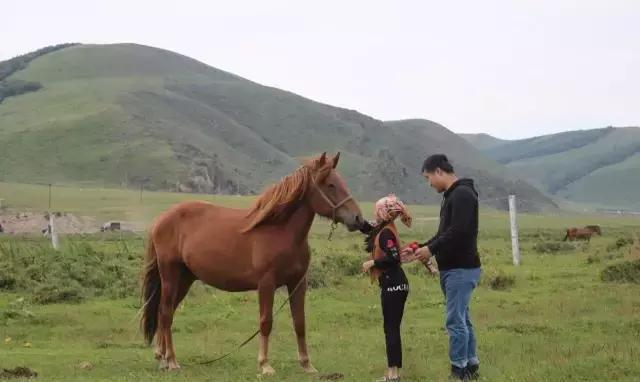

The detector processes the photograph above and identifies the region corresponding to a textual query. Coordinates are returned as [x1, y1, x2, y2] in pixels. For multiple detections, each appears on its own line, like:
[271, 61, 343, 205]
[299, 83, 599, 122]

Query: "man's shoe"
[450, 365, 468, 380]
[466, 364, 479, 380]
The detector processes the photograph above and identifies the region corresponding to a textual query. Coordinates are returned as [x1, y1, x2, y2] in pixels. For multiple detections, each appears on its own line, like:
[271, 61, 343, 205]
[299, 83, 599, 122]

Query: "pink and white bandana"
[374, 194, 412, 228]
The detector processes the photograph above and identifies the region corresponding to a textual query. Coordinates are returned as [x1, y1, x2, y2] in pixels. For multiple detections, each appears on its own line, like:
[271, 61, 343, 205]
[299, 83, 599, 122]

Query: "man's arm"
[426, 190, 475, 254]
[419, 237, 436, 249]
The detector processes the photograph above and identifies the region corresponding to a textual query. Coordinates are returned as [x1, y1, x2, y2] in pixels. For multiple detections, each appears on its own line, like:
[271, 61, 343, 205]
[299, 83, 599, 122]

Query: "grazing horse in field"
[140, 152, 363, 374]
[563, 227, 594, 242]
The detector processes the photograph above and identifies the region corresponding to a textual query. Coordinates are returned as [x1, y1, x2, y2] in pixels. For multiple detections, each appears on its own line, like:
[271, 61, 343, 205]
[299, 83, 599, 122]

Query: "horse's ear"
[332, 152, 340, 169]
[317, 152, 327, 168]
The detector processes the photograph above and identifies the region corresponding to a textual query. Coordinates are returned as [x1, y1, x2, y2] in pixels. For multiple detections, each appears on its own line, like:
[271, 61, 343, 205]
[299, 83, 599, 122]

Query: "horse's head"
[308, 152, 364, 231]
[586, 225, 602, 235]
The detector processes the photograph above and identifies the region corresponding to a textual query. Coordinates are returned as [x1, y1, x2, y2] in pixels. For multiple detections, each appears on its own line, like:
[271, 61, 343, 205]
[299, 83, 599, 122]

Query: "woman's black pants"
[381, 285, 408, 367]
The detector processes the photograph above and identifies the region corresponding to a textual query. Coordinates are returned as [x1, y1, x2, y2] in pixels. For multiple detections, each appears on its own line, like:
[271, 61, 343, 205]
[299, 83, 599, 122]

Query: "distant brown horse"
[140, 152, 363, 374]
[563, 227, 594, 242]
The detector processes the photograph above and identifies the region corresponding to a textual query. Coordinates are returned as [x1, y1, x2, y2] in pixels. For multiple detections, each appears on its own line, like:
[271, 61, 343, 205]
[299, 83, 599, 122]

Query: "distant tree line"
[0, 43, 79, 103]
[0, 80, 42, 103]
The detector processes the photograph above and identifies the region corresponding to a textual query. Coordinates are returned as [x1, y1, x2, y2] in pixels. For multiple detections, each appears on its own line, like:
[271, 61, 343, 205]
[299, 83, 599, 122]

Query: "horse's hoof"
[303, 364, 318, 374]
[300, 359, 317, 373]
[261, 364, 276, 376]
[159, 359, 180, 371]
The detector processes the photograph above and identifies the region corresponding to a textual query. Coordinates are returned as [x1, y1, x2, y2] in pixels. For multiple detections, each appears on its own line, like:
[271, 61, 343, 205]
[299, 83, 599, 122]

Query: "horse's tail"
[141, 235, 161, 346]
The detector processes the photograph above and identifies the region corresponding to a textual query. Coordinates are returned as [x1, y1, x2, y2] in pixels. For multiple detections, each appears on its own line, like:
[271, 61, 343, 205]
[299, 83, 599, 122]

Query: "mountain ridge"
[467, 127, 640, 209]
[0, 43, 556, 210]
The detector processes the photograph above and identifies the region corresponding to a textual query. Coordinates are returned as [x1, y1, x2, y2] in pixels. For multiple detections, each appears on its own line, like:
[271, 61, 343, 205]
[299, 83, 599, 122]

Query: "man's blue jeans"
[440, 268, 482, 368]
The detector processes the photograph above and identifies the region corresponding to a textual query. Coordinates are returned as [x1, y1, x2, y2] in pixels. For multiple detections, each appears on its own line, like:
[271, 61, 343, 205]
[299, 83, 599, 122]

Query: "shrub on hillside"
[533, 241, 575, 254]
[0, 268, 17, 290]
[33, 283, 84, 304]
[483, 269, 516, 290]
[489, 274, 515, 291]
[0, 43, 79, 81]
[307, 248, 362, 289]
[0, 43, 78, 103]
[607, 235, 634, 251]
[0, 79, 42, 103]
[0, 239, 140, 304]
[601, 260, 640, 284]
[628, 234, 640, 261]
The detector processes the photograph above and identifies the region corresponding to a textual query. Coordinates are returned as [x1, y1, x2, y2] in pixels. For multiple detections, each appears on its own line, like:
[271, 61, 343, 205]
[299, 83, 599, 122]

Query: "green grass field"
[1, 183, 640, 381]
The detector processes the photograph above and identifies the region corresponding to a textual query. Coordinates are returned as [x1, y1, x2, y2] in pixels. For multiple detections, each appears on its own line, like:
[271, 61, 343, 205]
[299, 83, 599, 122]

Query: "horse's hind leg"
[288, 275, 317, 374]
[158, 262, 192, 371]
[154, 330, 165, 360]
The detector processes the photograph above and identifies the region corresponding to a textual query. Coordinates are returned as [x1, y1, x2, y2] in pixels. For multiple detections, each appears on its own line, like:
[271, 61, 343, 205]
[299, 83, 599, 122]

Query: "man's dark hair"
[422, 154, 454, 174]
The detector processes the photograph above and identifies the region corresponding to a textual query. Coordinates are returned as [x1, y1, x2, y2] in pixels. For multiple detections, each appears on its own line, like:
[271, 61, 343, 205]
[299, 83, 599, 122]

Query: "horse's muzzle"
[344, 213, 364, 232]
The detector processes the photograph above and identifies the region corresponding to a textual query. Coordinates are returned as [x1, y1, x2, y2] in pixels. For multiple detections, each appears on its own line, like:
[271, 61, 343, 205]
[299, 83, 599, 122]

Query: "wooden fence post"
[509, 195, 521, 266]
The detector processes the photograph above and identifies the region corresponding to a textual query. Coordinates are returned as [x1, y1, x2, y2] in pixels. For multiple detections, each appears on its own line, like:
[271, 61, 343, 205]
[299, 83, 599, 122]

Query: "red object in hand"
[409, 242, 419, 251]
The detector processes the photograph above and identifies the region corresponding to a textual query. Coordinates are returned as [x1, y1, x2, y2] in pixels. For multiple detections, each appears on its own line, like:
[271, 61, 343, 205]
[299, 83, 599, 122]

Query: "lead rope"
[192, 269, 309, 366]
[327, 220, 338, 241]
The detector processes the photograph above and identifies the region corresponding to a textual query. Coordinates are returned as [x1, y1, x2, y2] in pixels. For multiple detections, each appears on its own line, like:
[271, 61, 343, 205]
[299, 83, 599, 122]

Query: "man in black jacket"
[413, 154, 482, 381]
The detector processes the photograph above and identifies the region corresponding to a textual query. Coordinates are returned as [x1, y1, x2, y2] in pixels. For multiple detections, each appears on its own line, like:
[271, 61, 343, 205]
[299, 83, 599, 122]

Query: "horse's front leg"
[258, 277, 276, 375]
[288, 275, 317, 373]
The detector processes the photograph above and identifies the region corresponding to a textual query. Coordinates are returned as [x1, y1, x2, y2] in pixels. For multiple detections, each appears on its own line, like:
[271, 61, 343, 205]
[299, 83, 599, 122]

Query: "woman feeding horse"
[140, 152, 364, 374]
[360, 195, 415, 382]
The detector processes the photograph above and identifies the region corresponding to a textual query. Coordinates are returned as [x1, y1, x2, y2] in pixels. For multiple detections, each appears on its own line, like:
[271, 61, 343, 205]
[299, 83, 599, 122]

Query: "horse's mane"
[241, 164, 315, 232]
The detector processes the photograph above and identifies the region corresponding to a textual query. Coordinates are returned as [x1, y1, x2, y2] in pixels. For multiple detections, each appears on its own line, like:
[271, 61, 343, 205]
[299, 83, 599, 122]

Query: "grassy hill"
[460, 133, 507, 150]
[472, 127, 640, 209]
[0, 43, 555, 209]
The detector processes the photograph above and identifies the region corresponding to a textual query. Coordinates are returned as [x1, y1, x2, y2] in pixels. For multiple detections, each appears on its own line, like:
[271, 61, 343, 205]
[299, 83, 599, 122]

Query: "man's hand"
[362, 259, 375, 273]
[415, 246, 432, 263]
[425, 258, 439, 276]
[415, 246, 438, 276]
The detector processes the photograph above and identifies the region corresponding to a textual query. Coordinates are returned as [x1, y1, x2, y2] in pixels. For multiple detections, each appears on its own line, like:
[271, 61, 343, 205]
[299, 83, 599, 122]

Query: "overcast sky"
[2, 0, 638, 139]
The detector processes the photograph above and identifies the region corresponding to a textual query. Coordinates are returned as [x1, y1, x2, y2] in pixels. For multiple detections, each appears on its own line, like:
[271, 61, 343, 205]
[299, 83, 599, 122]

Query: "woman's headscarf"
[374, 194, 412, 228]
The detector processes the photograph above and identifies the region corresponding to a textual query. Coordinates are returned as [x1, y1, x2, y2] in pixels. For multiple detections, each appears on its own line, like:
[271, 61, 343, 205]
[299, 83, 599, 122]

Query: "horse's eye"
[328, 184, 336, 190]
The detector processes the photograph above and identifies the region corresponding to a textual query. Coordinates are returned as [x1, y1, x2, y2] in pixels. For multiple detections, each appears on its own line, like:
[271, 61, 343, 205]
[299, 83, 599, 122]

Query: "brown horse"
[140, 152, 363, 374]
[563, 227, 594, 242]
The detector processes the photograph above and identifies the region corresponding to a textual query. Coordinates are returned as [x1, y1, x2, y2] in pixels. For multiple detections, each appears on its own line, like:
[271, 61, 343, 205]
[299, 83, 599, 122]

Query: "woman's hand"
[362, 259, 375, 273]
[400, 247, 416, 263]
[358, 220, 375, 234]
[400, 242, 419, 263]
